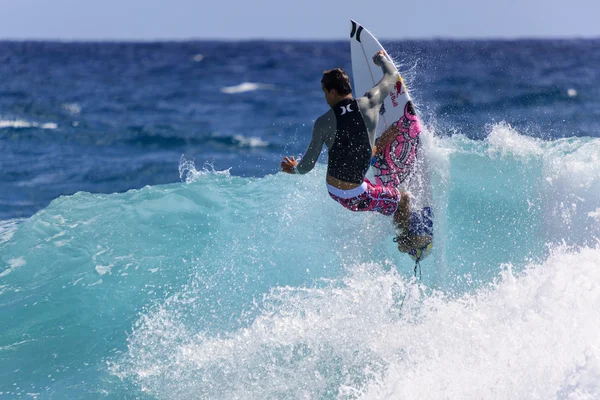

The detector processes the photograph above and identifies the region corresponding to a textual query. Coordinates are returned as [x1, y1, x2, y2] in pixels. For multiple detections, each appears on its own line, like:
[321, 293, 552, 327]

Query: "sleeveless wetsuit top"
[327, 98, 372, 184]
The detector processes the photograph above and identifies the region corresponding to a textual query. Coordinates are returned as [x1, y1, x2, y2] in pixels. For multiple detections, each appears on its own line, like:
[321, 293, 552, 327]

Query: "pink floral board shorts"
[327, 179, 401, 216]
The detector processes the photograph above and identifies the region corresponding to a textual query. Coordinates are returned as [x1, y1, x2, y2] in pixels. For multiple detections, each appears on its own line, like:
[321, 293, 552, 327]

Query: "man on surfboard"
[281, 51, 432, 259]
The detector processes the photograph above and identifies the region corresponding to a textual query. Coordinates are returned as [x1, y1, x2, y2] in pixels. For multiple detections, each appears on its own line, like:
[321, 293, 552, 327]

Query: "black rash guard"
[291, 54, 399, 181]
[327, 98, 372, 184]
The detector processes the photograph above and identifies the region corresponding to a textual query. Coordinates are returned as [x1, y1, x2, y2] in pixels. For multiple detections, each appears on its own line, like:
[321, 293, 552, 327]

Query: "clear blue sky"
[1, 0, 598, 40]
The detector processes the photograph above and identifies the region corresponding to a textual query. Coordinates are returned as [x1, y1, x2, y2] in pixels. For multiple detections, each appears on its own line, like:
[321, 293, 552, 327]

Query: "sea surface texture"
[1, 40, 600, 399]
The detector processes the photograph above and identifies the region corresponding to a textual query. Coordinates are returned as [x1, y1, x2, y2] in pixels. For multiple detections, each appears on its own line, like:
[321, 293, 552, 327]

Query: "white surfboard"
[350, 20, 433, 254]
[350, 20, 407, 137]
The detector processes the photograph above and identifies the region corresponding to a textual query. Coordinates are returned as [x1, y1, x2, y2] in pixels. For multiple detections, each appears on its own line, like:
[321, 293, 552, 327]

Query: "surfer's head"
[321, 68, 352, 107]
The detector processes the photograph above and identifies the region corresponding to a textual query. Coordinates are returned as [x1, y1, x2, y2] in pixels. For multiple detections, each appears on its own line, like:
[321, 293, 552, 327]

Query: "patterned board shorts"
[327, 179, 401, 216]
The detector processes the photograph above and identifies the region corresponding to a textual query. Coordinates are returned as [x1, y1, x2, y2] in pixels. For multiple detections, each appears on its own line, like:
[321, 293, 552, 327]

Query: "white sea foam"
[178, 155, 231, 184]
[112, 244, 600, 400]
[486, 122, 544, 158]
[192, 54, 204, 62]
[1, 257, 27, 277]
[0, 119, 33, 129]
[62, 103, 81, 114]
[0, 218, 23, 244]
[0, 119, 57, 129]
[95, 264, 114, 276]
[232, 134, 268, 148]
[220, 82, 275, 94]
[359, 245, 600, 400]
[542, 138, 600, 245]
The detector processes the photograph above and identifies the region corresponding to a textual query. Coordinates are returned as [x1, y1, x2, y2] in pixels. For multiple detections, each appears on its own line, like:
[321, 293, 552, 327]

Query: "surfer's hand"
[373, 50, 386, 66]
[281, 156, 298, 174]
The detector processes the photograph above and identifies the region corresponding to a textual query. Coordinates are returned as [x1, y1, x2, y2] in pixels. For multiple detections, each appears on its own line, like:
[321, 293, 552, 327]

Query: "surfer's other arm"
[365, 50, 398, 108]
[280, 115, 328, 174]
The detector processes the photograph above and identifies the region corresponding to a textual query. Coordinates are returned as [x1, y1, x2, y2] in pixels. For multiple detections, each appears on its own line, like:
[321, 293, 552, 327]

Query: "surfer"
[280, 51, 427, 253]
[280, 51, 401, 212]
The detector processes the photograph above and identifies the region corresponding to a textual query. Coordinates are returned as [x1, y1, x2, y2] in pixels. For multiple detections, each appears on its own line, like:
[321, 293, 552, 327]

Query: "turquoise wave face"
[1, 127, 599, 398]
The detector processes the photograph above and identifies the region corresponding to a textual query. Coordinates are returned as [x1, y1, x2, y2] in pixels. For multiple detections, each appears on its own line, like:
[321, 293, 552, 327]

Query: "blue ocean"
[1, 39, 600, 399]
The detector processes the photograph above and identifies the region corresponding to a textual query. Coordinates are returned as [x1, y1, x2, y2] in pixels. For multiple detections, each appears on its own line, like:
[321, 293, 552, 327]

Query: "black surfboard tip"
[350, 20, 363, 42]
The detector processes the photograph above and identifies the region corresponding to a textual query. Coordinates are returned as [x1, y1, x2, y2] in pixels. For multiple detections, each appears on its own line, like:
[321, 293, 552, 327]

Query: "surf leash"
[414, 259, 422, 280]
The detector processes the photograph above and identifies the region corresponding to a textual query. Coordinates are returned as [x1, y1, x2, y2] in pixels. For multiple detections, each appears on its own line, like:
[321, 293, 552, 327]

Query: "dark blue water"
[1, 40, 599, 219]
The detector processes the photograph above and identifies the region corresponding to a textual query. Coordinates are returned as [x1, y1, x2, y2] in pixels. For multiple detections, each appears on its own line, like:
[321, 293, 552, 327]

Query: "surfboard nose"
[350, 20, 364, 42]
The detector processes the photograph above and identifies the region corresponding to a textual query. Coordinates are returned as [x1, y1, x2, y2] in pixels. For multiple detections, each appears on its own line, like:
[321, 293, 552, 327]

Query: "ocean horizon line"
[1, 35, 599, 44]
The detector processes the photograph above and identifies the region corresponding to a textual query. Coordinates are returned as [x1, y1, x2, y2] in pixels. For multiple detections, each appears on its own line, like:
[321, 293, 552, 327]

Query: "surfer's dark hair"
[321, 68, 352, 96]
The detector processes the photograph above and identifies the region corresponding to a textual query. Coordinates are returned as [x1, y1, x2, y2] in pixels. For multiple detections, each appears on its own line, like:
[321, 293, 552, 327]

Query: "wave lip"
[0, 218, 23, 244]
[178, 155, 231, 183]
[485, 122, 545, 158]
[220, 82, 275, 94]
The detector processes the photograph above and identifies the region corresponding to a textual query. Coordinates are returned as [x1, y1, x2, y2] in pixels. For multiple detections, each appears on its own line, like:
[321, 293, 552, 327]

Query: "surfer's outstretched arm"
[365, 51, 398, 109]
[281, 114, 329, 174]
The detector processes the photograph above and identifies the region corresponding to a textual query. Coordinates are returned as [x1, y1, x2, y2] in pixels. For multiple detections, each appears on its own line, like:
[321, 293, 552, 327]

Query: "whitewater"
[1, 122, 599, 399]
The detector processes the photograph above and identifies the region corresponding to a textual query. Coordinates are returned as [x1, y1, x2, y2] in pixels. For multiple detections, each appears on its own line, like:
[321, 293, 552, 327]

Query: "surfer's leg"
[328, 179, 400, 216]
[393, 192, 410, 232]
[392, 192, 415, 253]
[374, 125, 401, 155]
[361, 179, 403, 216]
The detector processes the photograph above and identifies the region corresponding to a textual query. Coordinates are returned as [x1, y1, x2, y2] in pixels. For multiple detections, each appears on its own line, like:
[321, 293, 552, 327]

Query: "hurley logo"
[340, 104, 353, 115]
